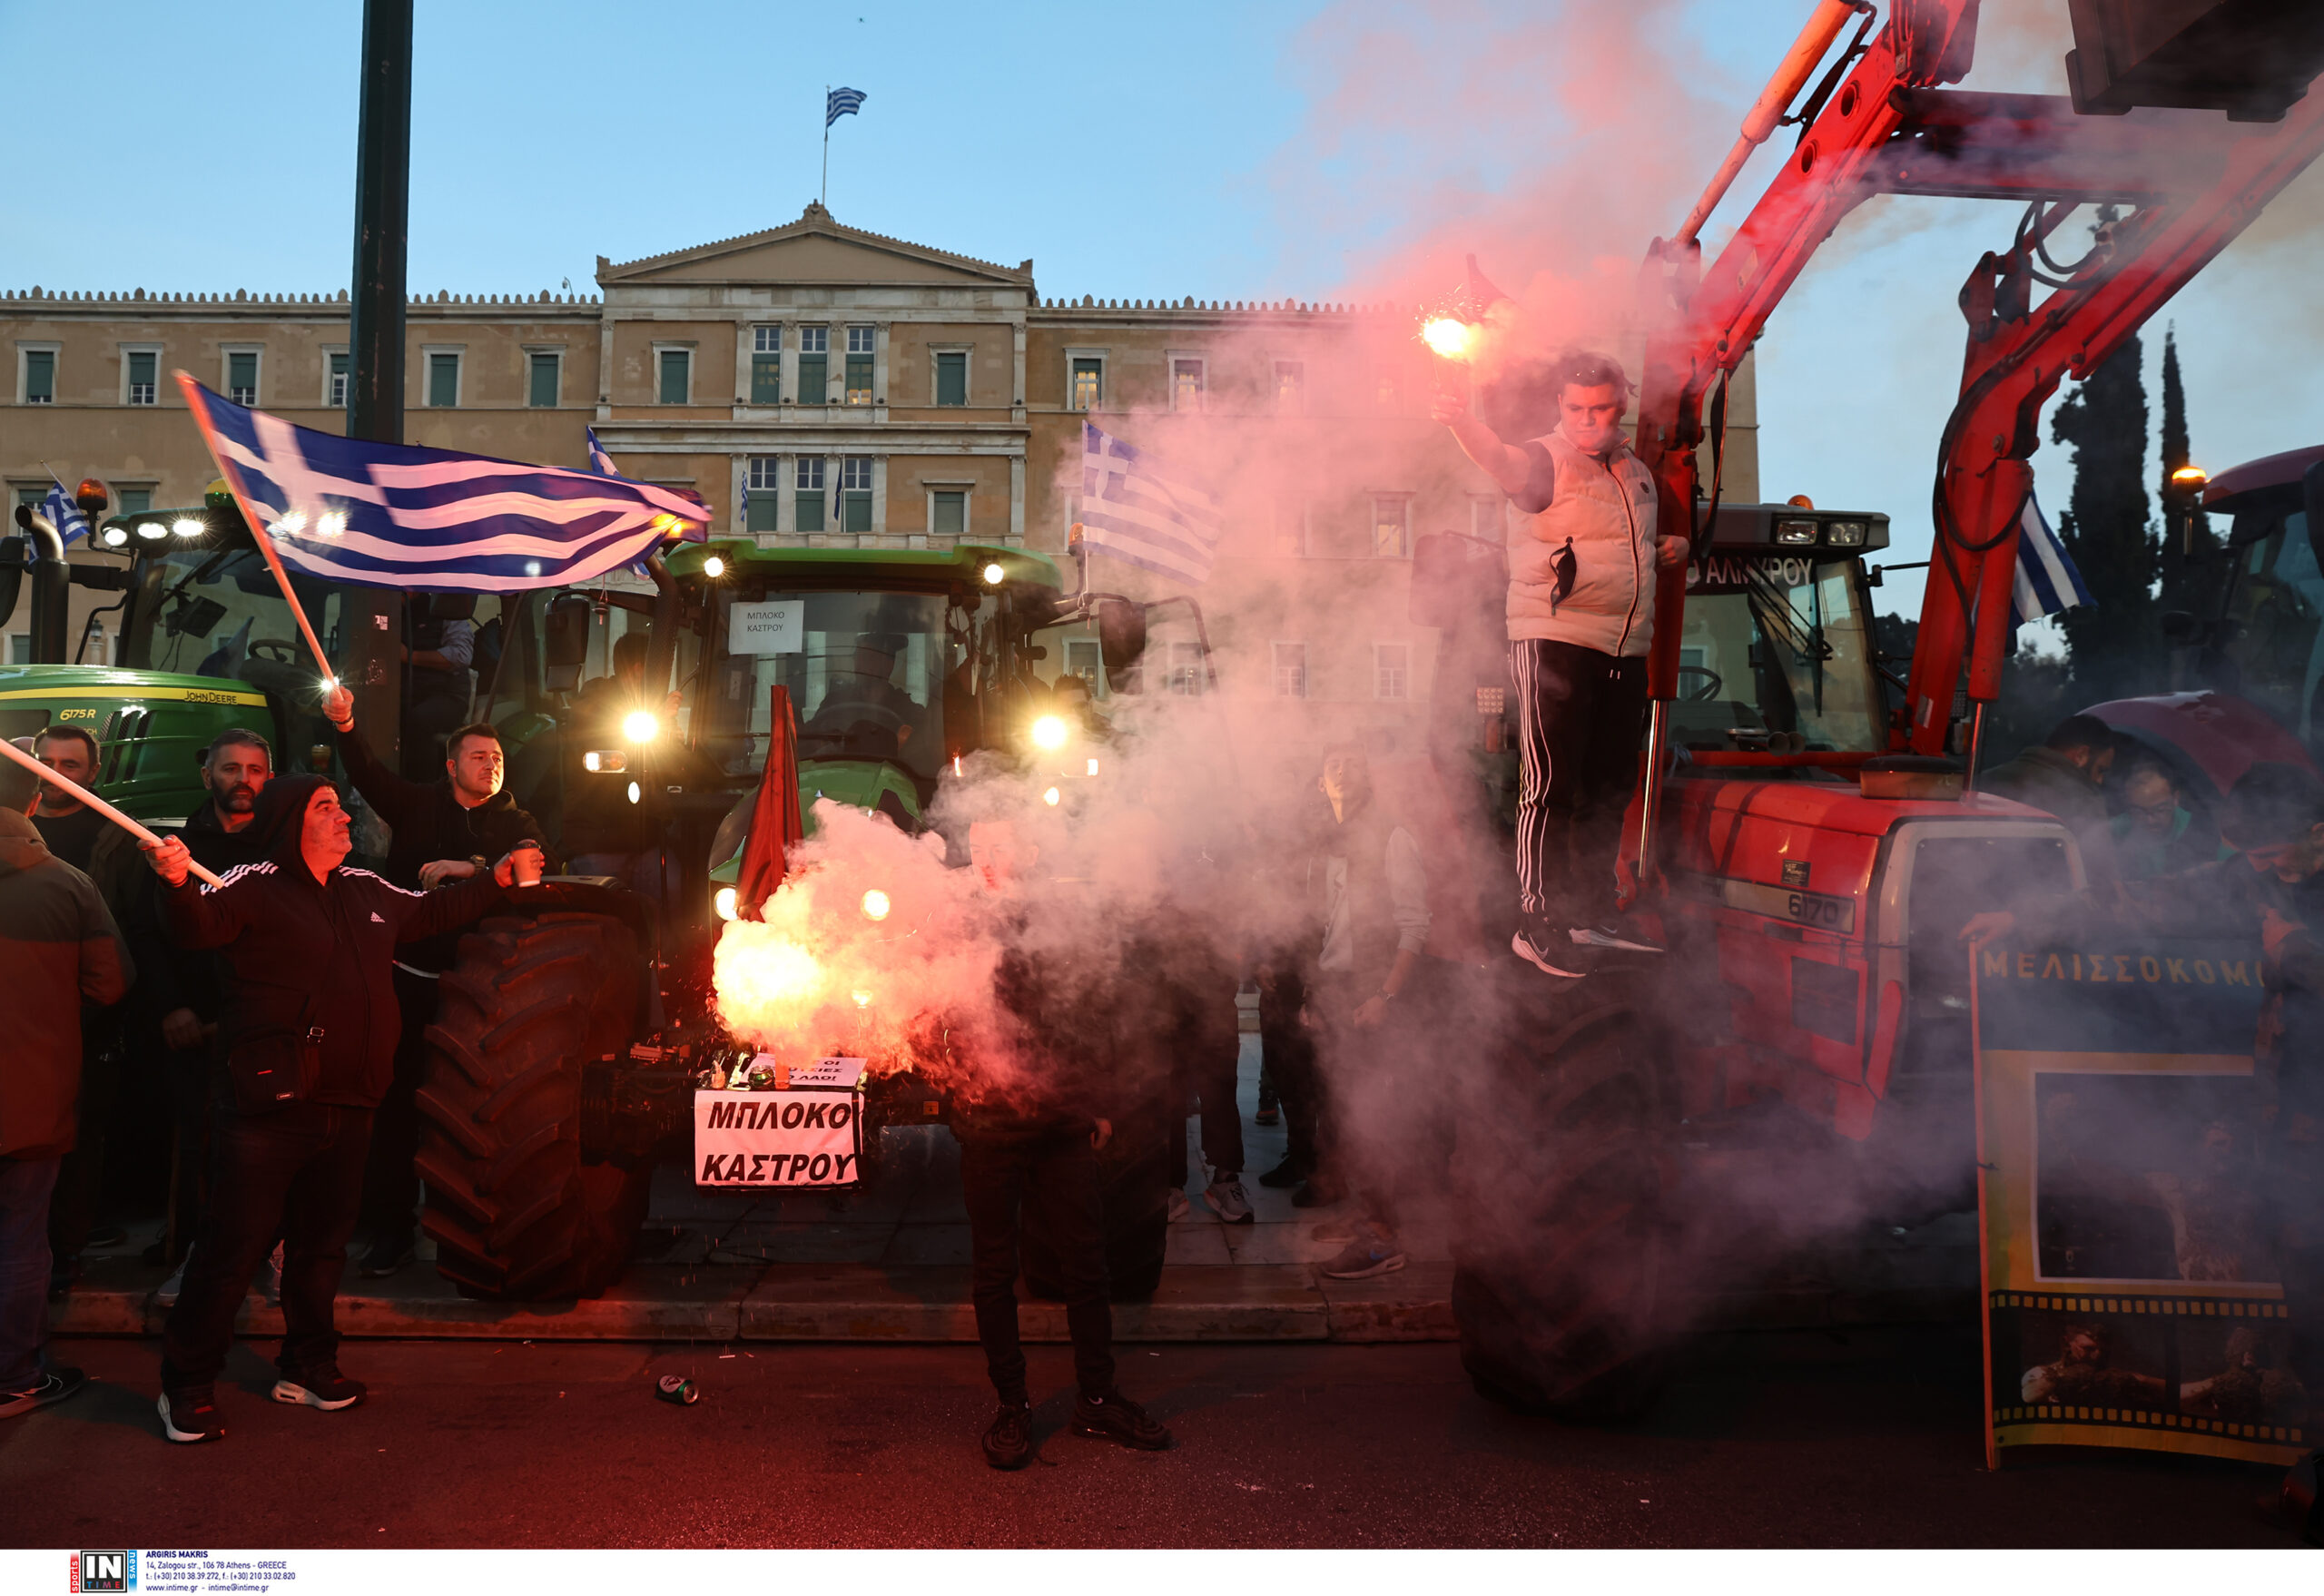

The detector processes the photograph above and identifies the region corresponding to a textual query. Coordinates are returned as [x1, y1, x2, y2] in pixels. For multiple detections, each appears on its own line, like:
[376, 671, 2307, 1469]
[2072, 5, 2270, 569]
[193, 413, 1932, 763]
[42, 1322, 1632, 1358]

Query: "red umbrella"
[734, 685, 805, 920]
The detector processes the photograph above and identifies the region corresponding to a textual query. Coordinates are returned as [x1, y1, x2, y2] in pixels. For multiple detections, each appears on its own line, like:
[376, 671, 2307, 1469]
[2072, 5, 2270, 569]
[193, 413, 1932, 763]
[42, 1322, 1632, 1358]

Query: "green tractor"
[2, 493, 1153, 1298]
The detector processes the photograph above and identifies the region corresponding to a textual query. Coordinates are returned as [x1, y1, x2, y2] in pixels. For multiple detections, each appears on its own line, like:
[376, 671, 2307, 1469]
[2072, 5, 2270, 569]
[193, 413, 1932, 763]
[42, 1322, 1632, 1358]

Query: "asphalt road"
[0, 1327, 2306, 1549]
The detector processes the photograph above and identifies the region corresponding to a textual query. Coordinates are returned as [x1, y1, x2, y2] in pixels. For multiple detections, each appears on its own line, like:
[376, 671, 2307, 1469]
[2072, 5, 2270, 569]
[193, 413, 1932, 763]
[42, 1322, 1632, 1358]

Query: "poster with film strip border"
[1973, 934, 2308, 1468]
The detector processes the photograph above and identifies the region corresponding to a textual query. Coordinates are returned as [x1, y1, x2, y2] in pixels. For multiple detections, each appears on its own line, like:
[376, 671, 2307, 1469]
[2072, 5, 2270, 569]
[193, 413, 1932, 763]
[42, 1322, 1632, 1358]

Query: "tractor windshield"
[2211, 504, 2324, 742]
[1671, 553, 1882, 753]
[121, 538, 348, 695]
[704, 588, 955, 784]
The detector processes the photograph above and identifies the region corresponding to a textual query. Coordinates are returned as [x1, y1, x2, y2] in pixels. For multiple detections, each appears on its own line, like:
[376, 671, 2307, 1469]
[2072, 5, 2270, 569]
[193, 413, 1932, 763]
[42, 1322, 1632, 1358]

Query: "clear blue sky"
[4, 0, 2316, 630]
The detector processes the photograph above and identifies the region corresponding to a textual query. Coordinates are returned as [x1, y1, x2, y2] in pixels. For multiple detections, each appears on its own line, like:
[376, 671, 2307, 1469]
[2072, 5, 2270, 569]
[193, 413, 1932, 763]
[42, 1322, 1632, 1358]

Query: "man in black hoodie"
[141, 775, 539, 1444]
[322, 685, 554, 1276]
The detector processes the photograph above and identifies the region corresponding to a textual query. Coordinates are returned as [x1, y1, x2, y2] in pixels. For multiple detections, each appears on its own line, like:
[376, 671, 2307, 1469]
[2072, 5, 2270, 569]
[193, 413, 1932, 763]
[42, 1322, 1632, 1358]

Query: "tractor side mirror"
[543, 593, 593, 694]
[1096, 597, 1146, 672]
[0, 535, 22, 632]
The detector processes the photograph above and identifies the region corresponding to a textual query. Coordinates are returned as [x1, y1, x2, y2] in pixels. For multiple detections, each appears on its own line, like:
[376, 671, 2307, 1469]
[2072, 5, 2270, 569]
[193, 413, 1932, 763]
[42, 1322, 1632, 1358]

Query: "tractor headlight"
[1030, 714, 1068, 751]
[1824, 520, 1866, 547]
[101, 525, 128, 547]
[714, 886, 739, 921]
[703, 555, 725, 578]
[981, 561, 1007, 586]
[584, 749, 626, 773]
[626, 780, 642, 805]
[1774, 519, 1819, 546]
[135, 521, 168, 541]
[172, 517, 206, 538]
[623, 711, 659, 744]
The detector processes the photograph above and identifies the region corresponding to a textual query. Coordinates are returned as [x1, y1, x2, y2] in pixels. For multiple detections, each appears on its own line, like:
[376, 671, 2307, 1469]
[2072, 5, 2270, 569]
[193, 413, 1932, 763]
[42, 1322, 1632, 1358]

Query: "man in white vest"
[1433, 350, 1689, 977]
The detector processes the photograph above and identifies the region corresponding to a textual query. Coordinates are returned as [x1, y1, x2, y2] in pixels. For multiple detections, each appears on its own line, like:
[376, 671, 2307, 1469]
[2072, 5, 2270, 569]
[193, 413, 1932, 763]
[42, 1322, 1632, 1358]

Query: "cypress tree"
[2051, 328, 2156, 695]
[2155, 324, 2220, 620]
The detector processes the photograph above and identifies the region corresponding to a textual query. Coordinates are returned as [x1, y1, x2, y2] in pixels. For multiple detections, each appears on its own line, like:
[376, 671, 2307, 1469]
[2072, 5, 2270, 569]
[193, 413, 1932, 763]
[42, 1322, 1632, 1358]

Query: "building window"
[798, 326, 829, 404]
[657, 348, 690, 405]
[746, 457, 782, 534]
[1064, 636, 1105, 696]
[840, 456, 873, 533]
[226, 350, 260, 406]
[795, 457, 827, 533]
[1167, 641, 1206, 697]
[328, 350, 350, 408]
[1376, 373, 1398, 410]
[1272, 498, 1307, 557]
[1274, 360, 1305, 415]
[1070, 356, 1103, 411]
[116, 488, 153, 517]
[845, 326, 875, 407]
[427, 351, 460, 409]
[934, 350, 968, 407]
[19, 349, 55, 404]
[1171, 358, 1206, 413]
[1471, 496, 1503, 542]
[124, 350, 158, 406]
[931, 488, 967, 537]
[1375, 643, 1410, 701]
[1371, 496, 1410, 558]
[752, 327, 781, 405]
[528, 350, 561, 409]
[1271, 641, 1307, 699]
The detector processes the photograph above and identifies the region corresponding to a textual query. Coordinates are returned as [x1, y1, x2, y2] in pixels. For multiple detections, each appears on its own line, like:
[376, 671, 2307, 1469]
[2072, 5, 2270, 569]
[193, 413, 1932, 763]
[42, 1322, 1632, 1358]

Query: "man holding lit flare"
[1433, 349, 1689, 977]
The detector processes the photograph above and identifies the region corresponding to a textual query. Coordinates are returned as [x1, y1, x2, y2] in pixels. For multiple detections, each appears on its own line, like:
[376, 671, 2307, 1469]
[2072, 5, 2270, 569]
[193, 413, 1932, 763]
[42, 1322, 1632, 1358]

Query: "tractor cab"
[1669, 504, 1889, 757]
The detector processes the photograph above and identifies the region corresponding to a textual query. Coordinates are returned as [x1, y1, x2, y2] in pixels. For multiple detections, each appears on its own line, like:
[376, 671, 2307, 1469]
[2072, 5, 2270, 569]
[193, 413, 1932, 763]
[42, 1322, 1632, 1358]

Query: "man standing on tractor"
[321, 685, 555, 1278]
[1433, 350, 1689, 977]
[140, 777, 539, 1444]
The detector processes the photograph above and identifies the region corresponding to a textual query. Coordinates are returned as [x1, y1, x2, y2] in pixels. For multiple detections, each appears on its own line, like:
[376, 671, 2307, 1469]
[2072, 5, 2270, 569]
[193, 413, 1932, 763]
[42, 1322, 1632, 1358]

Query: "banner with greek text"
[694, 1059, 866, 1187]
[1974, 934, 2306, 1468]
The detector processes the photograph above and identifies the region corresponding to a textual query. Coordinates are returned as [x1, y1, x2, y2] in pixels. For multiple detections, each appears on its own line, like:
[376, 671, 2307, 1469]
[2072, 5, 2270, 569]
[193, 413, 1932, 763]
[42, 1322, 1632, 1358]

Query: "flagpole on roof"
[822, 84, 831, 208]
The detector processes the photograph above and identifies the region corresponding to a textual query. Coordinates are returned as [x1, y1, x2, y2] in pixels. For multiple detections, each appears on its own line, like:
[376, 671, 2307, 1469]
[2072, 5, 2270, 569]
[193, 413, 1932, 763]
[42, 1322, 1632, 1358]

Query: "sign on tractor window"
[729, 599, 805, 656]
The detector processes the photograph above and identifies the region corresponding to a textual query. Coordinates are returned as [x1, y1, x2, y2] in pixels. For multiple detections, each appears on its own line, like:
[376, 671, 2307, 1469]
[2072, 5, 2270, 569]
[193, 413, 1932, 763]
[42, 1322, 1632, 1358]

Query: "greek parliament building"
[2, 202, 1757, 756]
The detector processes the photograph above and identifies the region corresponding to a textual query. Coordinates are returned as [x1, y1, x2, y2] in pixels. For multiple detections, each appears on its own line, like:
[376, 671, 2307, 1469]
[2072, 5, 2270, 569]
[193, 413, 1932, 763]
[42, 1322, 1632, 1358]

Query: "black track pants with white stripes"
[1511, 638, 1649, 925]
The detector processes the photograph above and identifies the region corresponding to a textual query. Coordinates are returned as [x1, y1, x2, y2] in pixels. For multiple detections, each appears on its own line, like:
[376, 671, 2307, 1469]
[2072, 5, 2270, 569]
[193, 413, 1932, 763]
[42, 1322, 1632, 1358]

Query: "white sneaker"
[1203, 1179, 1256, 1225]
[1167, 1189, 1191, 1224]
[156, 1249, 190, 1308]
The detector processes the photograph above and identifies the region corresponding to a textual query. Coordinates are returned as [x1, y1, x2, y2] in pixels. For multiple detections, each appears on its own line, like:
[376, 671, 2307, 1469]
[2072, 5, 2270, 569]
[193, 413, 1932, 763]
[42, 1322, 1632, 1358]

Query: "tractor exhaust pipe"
[1673, 0, 1866, 247]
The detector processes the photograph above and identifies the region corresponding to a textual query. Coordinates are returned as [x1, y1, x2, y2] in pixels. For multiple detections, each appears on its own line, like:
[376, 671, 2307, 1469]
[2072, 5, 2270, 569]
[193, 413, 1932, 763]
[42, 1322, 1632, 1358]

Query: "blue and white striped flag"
[2010, 490, 2093, 628]
[1078, 421, 1224, 586]
[826, 86, 866, 126]
[586, 426, 619, 477]
[42, 481, 91, 547]
[178, 374, 705, 594]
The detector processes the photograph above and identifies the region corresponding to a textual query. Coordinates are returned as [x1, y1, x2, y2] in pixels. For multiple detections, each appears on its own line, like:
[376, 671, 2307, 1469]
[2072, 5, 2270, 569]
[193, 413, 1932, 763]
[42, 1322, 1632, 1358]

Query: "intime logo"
[71, 1551, 135, 1591]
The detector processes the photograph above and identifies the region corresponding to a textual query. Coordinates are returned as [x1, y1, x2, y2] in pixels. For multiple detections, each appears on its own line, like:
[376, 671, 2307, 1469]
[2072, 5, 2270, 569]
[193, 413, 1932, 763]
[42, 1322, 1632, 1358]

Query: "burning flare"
[1422, 317, 1478, 360]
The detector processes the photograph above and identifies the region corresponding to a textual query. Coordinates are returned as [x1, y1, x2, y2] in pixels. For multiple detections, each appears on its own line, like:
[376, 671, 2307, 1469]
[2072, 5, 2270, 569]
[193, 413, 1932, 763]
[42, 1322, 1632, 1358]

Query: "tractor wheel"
[417, 909, 651, 1301]
[1451, 990, 1675, 1422]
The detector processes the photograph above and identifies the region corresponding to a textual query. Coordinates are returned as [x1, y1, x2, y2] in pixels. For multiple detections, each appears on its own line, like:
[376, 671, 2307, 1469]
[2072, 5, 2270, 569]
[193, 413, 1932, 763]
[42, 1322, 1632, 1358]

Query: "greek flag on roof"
[1078, 421, 1224, 586]
[42, 482, 91, 547]
[826, 86, 866, 126]
[177, 373, 705, 594]
[2010, 489, 2093, 628]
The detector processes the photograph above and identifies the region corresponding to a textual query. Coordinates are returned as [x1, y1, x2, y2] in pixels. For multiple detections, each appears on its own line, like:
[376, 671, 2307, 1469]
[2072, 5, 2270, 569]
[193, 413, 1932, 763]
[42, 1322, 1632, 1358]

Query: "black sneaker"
[1513, 921, 1586, 978]
[1072, 1389, 1174, 1452]
[1290, 1171, 1345, 1208]
[981, 1401, 1033, 1470]
[1571, 921, 1664, 953]
[271, 1364, 367, 1411]
[0, 1366, 86, 1419]
[158, 1385, 225, 1444]
[359, 1236, 416, 1278]
[1256, 1155, 1312, 1190]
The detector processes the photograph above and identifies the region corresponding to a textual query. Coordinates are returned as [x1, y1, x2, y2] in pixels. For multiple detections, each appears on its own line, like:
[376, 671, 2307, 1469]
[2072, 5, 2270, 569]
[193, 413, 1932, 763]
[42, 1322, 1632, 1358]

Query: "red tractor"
[1443, 0, 2324, 1416]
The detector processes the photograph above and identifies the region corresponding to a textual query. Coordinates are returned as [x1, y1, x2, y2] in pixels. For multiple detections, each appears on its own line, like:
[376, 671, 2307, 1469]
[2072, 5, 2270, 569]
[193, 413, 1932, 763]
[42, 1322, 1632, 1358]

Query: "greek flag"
[2010, 490, 2093, 627]
[586, 427, 619, 477]
[42, 482, 91, 547]
[826, 87, 866, 126]
[177, 373, 705, 594]
[1078, 421, 1224, 586]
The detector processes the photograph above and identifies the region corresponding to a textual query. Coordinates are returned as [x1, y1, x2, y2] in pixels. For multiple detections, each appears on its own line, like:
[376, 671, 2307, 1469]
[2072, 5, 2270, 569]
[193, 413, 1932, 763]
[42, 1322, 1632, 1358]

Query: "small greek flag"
[2010, 490, 2093, 627]
[43, 481, 91, 547]
[826, 87, 866, 127]
[179, 374, 704, 594]
[586, 427, 619, 477]
[1078, 421, 1224, 586]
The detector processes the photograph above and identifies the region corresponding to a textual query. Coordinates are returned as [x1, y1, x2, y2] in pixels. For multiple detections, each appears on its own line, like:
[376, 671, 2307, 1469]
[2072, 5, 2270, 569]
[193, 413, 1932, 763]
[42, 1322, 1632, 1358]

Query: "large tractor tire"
[417, 908, 653, 1301]
[1451, 980, 1677, 1422]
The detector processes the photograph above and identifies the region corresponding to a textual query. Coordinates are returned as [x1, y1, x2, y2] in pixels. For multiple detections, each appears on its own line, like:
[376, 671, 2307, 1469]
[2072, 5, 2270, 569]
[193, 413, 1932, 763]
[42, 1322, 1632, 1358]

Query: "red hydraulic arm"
[1626, 0, 2324, 875]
